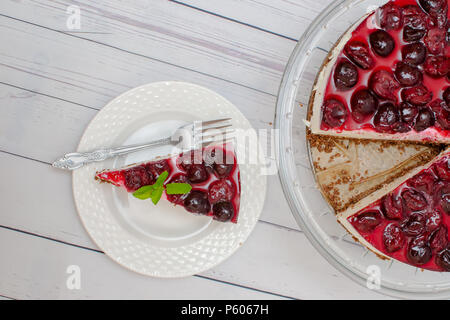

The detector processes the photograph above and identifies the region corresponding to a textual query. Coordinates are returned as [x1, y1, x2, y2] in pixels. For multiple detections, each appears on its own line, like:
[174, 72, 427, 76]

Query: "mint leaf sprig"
[132, 171, 192, 205]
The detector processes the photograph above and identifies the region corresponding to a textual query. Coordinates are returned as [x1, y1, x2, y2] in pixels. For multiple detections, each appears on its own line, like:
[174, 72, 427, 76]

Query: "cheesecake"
[338, 148, 450, 271]
[307, 0, 450, 271]
[309, 0, 450, 144]
[95, 143, 241, 223]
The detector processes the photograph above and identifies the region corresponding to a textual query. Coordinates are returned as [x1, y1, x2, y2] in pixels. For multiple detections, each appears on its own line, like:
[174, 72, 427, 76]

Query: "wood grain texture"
[1, 0, 296, 96]
[177, 0, 326, 41]
[0, 150, 385, 299]
[0, 0, 390, 299]
[0, 227, 285, 300]
[0, 83, 297, 230]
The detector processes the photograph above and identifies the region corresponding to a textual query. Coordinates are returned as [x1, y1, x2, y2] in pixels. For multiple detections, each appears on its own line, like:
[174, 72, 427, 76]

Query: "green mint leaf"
[154, 171, 169, 189]
[151, 187, 164, 205]
[166, 183, 192, 195]
[132, 185, 154, 200]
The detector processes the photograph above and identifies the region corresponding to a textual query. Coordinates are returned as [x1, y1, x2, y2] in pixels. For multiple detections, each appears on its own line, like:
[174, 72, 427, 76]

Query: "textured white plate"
[72, 81, 267, 278]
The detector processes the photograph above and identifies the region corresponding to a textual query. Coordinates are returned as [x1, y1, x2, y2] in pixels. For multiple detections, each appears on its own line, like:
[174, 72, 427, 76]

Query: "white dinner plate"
[72, 81, 267, 277]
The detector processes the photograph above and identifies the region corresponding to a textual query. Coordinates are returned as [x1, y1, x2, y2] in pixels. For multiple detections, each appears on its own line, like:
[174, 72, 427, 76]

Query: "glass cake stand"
[275, 0, 450, 299]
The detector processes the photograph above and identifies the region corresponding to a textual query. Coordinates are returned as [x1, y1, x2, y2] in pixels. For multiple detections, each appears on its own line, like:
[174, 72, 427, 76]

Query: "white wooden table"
[0, 0, 390, 300]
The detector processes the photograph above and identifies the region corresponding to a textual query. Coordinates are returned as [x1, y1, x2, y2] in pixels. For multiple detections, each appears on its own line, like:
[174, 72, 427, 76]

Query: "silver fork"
[52, 118, 235, 170]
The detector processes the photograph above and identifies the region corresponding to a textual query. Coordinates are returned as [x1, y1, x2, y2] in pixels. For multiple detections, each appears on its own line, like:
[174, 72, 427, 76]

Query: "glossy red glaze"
[95, 143, 241, 223]
[348, 153, 450, 271]
[320, 0, 450, 138]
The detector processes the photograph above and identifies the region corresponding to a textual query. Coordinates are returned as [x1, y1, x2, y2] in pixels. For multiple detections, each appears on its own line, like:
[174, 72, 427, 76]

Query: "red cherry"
[407, 235, 432, 265]
[212, 201, 235, 222]
[419, 0, 448, 28]
[208, 180, 235, 204]
[344, 41, 375, 69]
[383, 223, 406, 253]
[124, 166, 154, 192]
[206, 146, 235, 179]
[414, 107, 435, 132]
[369, 30, 395, 57]
[424, 27, 446, 54]
[419, 0, 447, 15]
[373, 103, 399, 132]
[433, 181, 450, 215]
[350, 89, 378, 123]
[402, 85, 433, 106]
[394, 62, 422, 86]
[334, 61, 359, 90]
[425, 210, 442, 232]
[429, 225, 448, 252]
[187, 164, 209, 183]
[178, 150, 203, 170]
[381, 193, 404, 220]
[369, 69, 400, 101]
[400, 102, 419, 123]
[402, 5, 429, 42]
[322, 99, 348, 128]
[429, 99, 450, 130]
[166, 173, 189, 205]
[402, 189, 428, 211]
[434, 160, 450, 181]
[410, 171, 436, 194]
[402, 213, 426, 236]
[443, 87, 450, 107]
[401, 42, 427, 65]
[392, 121, 412, 133]
[146, 159, 171, 177]
[436, 247, 450, 271]
[424, 55, 449, 78]
[353, 211, 383, 233]
[378, 2, 403, 30]
[184, 190, 211, 215]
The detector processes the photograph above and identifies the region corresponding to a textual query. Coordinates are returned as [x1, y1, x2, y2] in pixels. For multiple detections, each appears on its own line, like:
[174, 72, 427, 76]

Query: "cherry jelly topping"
[95, 144, 241, 223]
[349, 153, 450, 271]
[320, 0, 450, 139]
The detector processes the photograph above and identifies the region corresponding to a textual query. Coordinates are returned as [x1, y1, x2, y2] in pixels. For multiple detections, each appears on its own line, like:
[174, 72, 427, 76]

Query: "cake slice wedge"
[309, 134, 440, 213]
[338, 147, 450, 271]
[95, 143, 241, 223]
[309, 0, 450, 144]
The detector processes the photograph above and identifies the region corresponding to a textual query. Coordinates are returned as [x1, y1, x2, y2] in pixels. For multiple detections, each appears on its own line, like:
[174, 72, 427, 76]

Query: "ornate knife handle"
[52, 137, 172, 170]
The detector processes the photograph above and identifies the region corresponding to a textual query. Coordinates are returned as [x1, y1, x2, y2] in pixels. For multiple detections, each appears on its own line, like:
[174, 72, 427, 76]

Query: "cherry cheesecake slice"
[310, 0, 450, 144]
[95, 143, 241, 223]
[338, 147, 450, 271]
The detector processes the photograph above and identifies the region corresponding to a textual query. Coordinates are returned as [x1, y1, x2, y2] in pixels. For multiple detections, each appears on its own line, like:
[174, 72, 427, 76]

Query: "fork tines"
[195, 118, 235, 145]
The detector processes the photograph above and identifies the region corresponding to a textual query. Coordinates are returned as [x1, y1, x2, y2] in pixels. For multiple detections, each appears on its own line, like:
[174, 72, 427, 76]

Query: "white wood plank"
[0, 0, 392, 299]
[179, 0, 330, 41]
[0, 15, 278, 126]
[2, 0, 295, 96]
[0, 152, 387, 299]
[0, 227, 284, 300]
[0, 83, 298, 230]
